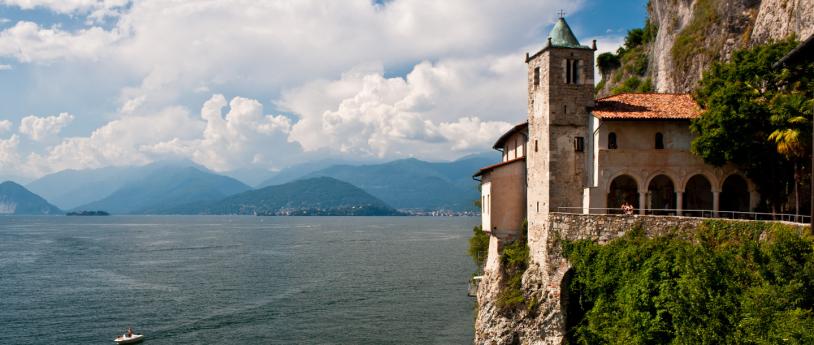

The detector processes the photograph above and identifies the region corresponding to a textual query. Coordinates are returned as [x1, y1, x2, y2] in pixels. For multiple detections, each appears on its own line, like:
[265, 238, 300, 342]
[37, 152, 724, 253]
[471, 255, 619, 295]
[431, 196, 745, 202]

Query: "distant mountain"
[76, 166, 251, 214]
[289, 153, 499, 211]
[170, 177, 400, 216]
[27, 166, 139, 210]
[0, 181, 62, 215]
[27, 160, 211, 210]
[256, 158, 367, 188]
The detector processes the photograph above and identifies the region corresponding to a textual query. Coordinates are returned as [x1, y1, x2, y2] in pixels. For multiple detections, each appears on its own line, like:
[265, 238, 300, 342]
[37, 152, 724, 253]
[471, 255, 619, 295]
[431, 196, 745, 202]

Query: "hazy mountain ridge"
[0, 181, 62, 215]
[75, 166, 251, 214]
[264, 153, 499, 211]
[169, 177, 401, 216]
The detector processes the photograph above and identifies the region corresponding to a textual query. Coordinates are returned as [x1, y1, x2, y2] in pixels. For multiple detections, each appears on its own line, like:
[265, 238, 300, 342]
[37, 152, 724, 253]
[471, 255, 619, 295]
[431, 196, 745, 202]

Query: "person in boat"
[127, 327, 134, 337]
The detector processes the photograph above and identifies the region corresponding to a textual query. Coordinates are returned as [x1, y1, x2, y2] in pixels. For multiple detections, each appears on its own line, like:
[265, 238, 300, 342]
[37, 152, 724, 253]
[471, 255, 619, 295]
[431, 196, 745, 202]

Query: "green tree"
[597, 52, 621, 80]
[690, 38, 812, 212]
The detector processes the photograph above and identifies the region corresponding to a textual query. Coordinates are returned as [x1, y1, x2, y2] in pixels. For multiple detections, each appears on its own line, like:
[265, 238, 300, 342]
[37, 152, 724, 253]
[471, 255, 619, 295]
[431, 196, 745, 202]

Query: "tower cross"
[557, 9, 566, 18]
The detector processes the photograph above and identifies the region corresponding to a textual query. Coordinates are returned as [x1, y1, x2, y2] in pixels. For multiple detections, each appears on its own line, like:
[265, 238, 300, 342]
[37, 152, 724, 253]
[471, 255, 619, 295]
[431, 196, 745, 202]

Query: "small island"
[66, 210, 110, 216]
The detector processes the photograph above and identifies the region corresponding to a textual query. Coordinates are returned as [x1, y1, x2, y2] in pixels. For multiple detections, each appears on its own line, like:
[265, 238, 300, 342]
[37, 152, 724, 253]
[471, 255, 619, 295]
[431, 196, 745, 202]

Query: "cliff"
[600, 0, 814, 96]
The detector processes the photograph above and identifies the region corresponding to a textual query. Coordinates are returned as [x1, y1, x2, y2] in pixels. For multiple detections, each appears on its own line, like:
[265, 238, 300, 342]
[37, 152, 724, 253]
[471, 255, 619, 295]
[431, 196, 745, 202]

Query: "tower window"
[608, 132, 617, 149]
[655, 132, 664, 149]
[574, 137, 584, 152]
[533, 67, 540, 87]
[535, 140, 538, 152]
[565, 59, 580, 84]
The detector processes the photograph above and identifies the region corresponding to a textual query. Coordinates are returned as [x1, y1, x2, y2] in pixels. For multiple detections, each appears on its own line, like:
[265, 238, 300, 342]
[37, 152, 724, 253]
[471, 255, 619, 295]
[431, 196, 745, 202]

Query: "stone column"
[639, 192, 647, 215]
[713, 191, 721, 217]
[676, 191, 683, 216]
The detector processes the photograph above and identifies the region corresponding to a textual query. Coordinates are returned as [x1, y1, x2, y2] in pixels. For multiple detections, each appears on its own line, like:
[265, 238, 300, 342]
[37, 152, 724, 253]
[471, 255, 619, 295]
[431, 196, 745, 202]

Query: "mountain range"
[75, 166, 251, 214]
[17, 153, 497, 215]
[259, 153, 497, 211]
[0, 181, 62, 215]
[168, 177, 400, 216]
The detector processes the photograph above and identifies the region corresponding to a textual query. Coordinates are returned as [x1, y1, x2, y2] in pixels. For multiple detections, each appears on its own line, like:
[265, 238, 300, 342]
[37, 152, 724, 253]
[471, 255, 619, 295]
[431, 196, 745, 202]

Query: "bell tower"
[525, 16, 595, 250]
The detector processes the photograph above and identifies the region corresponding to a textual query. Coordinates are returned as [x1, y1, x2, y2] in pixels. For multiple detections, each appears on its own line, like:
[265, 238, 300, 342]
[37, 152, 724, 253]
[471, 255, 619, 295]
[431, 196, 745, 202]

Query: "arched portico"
[646, 174, 676, 215]
[607, 174, 639, 213]
[720, 174, 751, 216]
[683, 174, 714, 217]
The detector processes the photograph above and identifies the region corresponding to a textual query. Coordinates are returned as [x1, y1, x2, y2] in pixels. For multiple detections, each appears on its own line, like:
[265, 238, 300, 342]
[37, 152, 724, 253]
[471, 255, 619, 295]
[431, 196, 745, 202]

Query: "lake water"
[0, 216, 478, 344]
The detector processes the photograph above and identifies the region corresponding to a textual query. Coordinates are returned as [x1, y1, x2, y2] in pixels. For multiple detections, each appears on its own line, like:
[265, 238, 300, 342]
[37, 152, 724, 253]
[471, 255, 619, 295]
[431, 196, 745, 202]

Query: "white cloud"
[0, 120, 11, 132]
[0, 64, 11, 70]
[18, 112, 74, 141]
[0, 21, 119, 63]
[283, 56, 520, 159]
[143, 94, 296, 172]
[25, 107, 202, 174]
[0, 0, 605, 179]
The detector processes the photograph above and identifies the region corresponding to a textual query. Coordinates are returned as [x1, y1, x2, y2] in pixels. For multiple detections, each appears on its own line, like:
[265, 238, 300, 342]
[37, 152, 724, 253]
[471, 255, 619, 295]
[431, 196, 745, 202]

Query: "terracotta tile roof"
[493, 122, 528, 149]
[473, 157, 525, 178]
[593, 93, 701, 120]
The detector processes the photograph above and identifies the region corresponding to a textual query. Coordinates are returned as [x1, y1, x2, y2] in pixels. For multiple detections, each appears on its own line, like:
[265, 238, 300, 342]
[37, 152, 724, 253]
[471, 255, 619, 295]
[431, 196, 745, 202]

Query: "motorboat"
[114, 333, 144, 344]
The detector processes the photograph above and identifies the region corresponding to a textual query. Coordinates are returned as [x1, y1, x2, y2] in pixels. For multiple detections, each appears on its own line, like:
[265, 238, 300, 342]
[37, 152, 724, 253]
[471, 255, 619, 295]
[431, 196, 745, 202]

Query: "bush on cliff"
[469, 225, 489, 270]
[562, 220, 814, 345]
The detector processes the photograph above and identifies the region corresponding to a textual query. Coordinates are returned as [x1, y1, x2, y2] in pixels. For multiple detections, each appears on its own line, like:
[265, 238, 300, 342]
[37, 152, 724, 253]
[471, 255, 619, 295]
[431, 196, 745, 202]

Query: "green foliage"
[496, 239, 530, 311]
[597, 52, 622, 79]
[562, 220, 814, 345]
[690, 38, 813, 209]
[671, 0, 720, 76]
[624, 28, 645, 51]
[599, 20, 657, 92]
[468, 225, 489, 268]
[610, 77, 654, 95]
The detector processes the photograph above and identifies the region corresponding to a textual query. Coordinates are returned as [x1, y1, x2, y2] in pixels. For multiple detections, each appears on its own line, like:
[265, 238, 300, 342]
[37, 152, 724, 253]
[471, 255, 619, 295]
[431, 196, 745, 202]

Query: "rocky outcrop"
[608, 0, 814, 94]
[473, 214, 807, 344]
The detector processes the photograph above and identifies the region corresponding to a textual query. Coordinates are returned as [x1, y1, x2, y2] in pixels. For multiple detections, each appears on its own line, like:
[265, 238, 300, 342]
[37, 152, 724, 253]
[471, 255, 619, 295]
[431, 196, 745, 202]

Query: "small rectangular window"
[571, 60, 579, 84]
[574, 137, 584, 152]
[565, 59, 572, 84]
[533, 67, 540, 86]
[535, 140, 538, 152]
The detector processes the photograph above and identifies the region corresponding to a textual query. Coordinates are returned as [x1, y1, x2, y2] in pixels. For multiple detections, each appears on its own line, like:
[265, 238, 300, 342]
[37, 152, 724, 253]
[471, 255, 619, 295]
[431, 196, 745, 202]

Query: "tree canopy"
[690, 38, 814, 211]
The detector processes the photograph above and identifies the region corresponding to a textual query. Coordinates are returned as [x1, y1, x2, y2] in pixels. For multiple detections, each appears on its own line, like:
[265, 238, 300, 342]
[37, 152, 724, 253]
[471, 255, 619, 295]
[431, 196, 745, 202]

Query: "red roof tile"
[593, 93, 701, 120]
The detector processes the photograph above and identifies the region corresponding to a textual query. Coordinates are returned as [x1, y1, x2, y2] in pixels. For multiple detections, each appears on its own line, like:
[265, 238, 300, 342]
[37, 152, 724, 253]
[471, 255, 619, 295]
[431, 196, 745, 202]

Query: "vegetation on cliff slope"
[691, 38, 814, 213]
[596, 21, 657, 96]
[469, 225, 489, 270]
[563, 220, 814, 345]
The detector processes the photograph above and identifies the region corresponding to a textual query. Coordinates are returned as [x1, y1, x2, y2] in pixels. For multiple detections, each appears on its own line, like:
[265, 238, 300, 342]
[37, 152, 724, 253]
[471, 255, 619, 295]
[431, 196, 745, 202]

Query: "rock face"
[616, 0, 814, 93]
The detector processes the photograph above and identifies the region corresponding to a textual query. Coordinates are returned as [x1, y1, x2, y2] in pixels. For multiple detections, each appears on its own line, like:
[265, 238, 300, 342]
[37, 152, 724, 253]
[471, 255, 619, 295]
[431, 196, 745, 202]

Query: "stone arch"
[607, 174, 639, 212]
[646, 174, 676, 215]
[721, 173, 750, 214]
[680, 171, 719, 193]
[683, 174, 714, 217]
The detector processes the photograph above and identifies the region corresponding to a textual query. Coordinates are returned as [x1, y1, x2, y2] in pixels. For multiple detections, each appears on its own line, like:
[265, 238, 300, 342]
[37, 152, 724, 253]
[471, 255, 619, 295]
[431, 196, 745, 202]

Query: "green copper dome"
[548, 17, 589, 49]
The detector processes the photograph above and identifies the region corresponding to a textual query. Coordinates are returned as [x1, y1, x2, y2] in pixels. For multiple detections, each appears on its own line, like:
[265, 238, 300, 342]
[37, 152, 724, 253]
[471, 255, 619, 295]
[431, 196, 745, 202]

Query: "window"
[608, 132, 617, 149]
[535, 140, 538, 152]
[536, 201, 539, 213]
[574, 137, 584, 152]
[563, 104, 567, 115]
[533, 67, 540, 87]
[565, 59, 580, 84]
[655, 132, 664, 149]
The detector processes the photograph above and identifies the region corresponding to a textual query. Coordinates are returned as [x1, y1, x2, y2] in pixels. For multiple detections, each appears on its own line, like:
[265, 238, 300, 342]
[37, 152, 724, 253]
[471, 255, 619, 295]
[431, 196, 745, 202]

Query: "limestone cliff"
[602, 0, 813, 95]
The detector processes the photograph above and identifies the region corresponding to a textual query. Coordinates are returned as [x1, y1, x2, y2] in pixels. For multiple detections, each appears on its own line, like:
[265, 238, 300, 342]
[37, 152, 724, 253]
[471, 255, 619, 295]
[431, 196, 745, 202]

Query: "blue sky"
[0, 0, 648, 183]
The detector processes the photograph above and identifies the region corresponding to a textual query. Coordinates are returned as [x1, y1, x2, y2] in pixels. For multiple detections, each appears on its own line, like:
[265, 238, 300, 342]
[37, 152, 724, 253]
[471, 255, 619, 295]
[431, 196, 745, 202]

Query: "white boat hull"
[114, 334, 143, 344]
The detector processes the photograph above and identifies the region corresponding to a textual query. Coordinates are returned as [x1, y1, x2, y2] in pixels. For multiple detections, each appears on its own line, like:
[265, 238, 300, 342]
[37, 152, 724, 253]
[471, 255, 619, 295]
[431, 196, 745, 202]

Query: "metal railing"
[555, 207, 811, 224]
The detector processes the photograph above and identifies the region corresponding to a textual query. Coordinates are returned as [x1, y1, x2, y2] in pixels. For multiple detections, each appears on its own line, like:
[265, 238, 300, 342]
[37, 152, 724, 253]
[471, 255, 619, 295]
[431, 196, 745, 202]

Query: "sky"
[0, 0, 648, 183]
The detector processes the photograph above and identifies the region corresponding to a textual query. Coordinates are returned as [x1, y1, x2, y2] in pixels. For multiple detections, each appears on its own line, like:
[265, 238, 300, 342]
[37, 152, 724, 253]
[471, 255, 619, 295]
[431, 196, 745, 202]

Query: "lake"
[0, 216, 478, 344]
